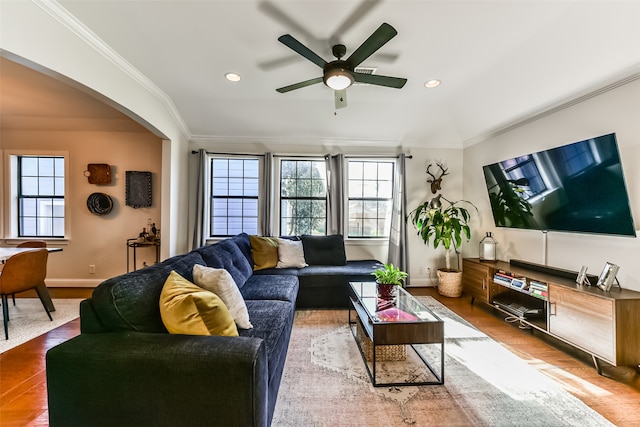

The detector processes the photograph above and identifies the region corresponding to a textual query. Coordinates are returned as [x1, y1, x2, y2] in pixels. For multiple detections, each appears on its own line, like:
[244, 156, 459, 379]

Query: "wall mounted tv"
[482, 133, 636, 237]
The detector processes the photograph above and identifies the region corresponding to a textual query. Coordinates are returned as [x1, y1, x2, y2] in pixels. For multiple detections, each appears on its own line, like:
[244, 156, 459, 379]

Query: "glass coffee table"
[349, 282, 444, 386]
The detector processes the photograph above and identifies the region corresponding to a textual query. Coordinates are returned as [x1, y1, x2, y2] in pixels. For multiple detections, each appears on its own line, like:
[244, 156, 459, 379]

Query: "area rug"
[272, 296, 613, 427]
[0, 298, 81, 354]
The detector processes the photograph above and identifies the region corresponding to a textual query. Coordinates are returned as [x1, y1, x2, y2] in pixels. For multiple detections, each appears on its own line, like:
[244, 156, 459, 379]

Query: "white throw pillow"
[276, 238, 308, 268]
[192, 264, 253, 329]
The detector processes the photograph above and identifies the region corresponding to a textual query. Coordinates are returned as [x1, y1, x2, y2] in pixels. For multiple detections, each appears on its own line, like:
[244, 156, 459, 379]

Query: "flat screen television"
[482, 133, 636, 237]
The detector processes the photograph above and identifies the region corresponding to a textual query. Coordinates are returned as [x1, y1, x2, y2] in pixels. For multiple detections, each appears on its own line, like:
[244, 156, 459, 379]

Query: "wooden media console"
[462, 258, 640, 374]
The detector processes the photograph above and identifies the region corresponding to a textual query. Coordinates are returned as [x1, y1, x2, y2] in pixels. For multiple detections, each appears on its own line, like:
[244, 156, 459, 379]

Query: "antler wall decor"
[426, 163, 449, 194]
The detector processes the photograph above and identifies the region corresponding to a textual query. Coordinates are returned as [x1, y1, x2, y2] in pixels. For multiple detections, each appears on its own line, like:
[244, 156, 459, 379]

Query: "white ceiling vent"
[353, 67, 377, 85]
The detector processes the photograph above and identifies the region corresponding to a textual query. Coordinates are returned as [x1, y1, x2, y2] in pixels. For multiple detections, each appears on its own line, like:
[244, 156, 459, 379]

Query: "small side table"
[126, 238, 160, 272]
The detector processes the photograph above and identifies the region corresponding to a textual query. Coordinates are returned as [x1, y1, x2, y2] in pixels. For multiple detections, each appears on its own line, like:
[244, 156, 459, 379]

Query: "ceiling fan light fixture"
[324, 68, 353, 90]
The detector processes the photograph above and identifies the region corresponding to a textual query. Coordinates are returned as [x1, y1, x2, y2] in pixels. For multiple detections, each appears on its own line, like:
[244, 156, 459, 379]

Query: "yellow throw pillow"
[249, 235, 279, 270]
[159, 271, 238, 337]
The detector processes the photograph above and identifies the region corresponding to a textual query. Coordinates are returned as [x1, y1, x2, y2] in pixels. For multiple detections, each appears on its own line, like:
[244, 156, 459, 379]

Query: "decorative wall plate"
[125, 171, 152, 208]
[87, 192, 113, 215]
[84, 163, 112, 184]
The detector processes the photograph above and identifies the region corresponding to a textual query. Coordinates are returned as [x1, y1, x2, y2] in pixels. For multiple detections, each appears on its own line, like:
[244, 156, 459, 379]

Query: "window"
[347, 160, 394, 238]
[500, 155, 546, 199]
[210, 157, 259, 237]
[17, 155, 65, 237]
[279, 159, 326, 235]
[557, 143, 595, 177]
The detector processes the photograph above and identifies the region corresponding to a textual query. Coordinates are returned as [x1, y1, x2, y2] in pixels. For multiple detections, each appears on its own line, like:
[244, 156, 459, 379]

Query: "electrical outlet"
[89, 265, 96, 274]
[418, 266, 426, 275]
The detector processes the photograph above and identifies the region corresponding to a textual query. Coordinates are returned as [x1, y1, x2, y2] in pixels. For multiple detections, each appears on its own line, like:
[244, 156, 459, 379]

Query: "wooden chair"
[12, 241, 47, 305]
[0, 249, 51, 340]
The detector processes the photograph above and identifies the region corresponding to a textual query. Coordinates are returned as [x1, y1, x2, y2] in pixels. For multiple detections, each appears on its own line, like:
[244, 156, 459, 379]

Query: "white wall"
[463, 77, 640, 292]
[189, 140, 463, 286]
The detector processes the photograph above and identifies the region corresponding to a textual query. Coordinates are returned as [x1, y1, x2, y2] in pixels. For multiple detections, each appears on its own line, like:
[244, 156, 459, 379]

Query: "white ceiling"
[4, 1, 640, 147]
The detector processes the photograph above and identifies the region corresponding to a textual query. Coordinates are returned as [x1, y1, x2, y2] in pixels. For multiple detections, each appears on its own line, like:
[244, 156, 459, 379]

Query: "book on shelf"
[493, 276, 513, 286]
[530, 289, 548, 300]
[529, 281, 548, 291]
[495, 270, 515, 279]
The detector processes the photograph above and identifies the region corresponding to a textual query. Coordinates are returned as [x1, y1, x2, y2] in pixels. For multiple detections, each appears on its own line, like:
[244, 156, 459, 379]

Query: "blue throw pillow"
[301, 235, 347, 266]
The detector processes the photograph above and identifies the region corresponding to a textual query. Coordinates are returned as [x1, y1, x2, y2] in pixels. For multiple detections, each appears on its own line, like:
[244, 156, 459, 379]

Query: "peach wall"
[1, 130, 162, 287]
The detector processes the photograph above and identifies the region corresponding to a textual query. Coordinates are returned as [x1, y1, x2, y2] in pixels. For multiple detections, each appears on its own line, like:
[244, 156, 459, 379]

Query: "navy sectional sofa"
[46, 233, 381, 427]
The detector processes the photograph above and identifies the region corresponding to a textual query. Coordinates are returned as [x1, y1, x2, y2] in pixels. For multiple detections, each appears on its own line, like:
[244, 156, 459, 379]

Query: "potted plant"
[408, 195, 476, 297]
[372, 263, 408, 300]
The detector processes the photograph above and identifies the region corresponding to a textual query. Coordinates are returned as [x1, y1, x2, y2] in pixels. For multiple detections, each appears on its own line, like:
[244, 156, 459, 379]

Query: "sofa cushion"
[252, 267, 299, 277]
[193, 264, 253, 329]
[195, 240, 253, 288]
[230, 232, 253, 266]
[159, 271, 239, 337]
[90, 251, 206, 333]
[296, 260, 384, 308]
[276, 238, 308, 268]
[241, 274, 299, 303]
[301, 234, 347, 265]
[297, 260, 383, 279]
[249, 236, 279, 270]
[241, 299, 295, 388]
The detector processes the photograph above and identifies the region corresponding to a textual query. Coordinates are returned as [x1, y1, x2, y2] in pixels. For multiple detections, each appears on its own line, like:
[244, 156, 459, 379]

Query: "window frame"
[277, 157, 327, 236]
[500, 155, 546, 200]
[206, 154, 262, 238]
[4, 150, 70, 242]
[346, 158, 395, 239]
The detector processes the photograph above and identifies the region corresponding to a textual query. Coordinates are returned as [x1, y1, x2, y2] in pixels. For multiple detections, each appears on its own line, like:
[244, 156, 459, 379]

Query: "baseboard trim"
[45, 278, 102, 288]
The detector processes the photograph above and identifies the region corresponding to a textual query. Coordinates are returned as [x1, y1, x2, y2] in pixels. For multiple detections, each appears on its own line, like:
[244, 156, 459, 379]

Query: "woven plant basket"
[437, 269, 463, 297]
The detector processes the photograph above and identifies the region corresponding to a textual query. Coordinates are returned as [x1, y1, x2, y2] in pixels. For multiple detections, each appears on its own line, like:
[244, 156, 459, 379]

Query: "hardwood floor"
[1, 287, 639, 426]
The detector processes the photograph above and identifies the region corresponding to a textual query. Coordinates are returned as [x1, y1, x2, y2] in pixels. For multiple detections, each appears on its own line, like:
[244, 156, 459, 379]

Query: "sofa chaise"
[46, 233, 381, 427]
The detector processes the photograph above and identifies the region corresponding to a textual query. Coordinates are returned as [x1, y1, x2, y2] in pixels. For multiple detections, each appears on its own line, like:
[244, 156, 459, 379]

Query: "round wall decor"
[87, 192, 113, 215]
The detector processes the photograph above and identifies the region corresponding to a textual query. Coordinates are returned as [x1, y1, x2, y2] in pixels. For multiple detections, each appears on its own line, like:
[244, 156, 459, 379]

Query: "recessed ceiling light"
[424, 79, 441, 88]
[225, 72, 241, 82]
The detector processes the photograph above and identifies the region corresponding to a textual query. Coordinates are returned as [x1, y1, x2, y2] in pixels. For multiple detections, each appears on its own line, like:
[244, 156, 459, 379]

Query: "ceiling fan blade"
[346, 23, 397, 68]
[353, 73, 407, 89]
[329, 0, 382, 46]
[258, 54, 303, 71]
[278, 34, 327, 68]
[373, 52, 399, 63]
[259, 1, 318, 43]
[276, 77, 323, 93]
[334, 89, 347, 109]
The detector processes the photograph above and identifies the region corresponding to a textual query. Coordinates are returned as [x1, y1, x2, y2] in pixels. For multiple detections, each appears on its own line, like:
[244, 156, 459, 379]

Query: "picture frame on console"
[596, 262, 620, 292]
[576, 265, 591, 286]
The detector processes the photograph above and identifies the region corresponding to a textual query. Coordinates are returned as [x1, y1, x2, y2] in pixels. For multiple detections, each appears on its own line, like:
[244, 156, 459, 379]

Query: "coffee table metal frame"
[348, 281, 445, 387]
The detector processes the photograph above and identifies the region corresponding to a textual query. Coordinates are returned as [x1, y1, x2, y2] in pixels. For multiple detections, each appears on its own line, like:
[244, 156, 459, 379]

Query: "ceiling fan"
[275, 23, 407, 109]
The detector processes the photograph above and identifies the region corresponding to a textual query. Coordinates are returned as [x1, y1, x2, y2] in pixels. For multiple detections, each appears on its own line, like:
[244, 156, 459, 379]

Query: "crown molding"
[463, 68, 640, 148]
[189, 134, 459, 150]
[33, 0, 192, 140]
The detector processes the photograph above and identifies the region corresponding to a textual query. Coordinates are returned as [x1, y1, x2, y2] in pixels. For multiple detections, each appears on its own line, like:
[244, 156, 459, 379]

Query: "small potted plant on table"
[372, 263, 408, 300]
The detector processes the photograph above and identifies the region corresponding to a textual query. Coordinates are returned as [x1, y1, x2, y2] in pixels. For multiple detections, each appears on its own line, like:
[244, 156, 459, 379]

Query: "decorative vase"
[436, 269, 463, 297]
[376, 283, 396, 300]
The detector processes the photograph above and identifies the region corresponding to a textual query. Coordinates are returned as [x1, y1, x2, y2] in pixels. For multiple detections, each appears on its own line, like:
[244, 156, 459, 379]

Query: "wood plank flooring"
[1, 287, 639, 426]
